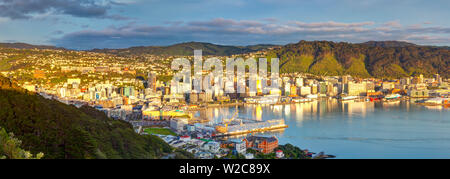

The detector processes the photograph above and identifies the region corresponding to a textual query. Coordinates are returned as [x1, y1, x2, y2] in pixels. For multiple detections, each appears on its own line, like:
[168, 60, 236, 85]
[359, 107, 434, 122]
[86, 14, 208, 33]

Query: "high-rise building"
[300, 86, 311, 96]
[319, 82, 327, 95]
[434, 74, 442, 84]
[295, 77, 304, 87]
[346, 82, 367, 96]
[311, 84, 318, 94]
[147, 72, 157, 92]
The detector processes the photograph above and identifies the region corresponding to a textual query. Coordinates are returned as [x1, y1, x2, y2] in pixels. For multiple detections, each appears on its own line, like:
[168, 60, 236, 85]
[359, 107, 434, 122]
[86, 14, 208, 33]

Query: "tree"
[0, 127, 44, 159]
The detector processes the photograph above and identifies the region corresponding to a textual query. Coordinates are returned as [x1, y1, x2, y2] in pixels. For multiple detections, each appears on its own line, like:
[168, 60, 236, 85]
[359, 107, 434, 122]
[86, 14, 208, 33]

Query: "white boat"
[340, 96, 358, 101]
[306, 94, 318, 99]
[385, 94, 401, 100]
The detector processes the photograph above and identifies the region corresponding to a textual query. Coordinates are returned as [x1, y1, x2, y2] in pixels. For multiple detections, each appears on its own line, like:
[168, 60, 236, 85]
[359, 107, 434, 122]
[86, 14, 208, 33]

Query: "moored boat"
[385, 94, 402, 100]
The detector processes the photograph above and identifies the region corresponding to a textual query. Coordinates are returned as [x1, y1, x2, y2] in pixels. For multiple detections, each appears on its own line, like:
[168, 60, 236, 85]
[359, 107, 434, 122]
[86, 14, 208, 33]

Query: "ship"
[339, 95, 359, 101]
[214, 106, 288, 136]
[385, 94, 402, 100]
[215, 119, 288, 136]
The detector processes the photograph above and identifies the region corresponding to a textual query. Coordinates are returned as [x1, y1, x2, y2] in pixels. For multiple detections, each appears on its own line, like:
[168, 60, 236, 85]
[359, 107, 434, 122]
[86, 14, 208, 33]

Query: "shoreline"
[186, 97, 425, 111]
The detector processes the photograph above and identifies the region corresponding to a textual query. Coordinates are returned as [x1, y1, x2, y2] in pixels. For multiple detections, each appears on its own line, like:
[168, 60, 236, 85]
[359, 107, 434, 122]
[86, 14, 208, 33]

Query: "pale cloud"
[0, 17, 8, 23]
[53, 18, 450, 49]
[0, 0, 128, 20]
[383, 21, 402, 28]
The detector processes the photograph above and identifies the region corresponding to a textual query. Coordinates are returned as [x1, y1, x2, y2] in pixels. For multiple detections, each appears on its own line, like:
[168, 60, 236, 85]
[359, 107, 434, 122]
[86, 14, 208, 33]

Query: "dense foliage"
[0, 76, 192, 159]
[267, 40, 449, 78]
[0, 127, 44, 159]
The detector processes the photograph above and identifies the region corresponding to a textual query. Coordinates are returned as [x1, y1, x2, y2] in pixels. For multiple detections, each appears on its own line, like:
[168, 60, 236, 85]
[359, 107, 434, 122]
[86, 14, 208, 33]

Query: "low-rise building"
[408, 89, 430, 98]
[170, 118, 188, 132]
[202, 141, 221, 153]
[276, 150, 284, 158]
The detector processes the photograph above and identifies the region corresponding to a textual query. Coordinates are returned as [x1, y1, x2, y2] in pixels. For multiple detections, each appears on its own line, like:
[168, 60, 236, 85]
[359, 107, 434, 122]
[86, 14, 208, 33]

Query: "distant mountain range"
[1, 40, 449, 78]
[90, 42, 278, 56]
[0, 43, 65, 50]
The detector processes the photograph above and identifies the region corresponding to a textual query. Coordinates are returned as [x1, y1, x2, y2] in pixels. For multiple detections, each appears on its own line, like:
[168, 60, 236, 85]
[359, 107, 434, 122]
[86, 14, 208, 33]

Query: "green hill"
[309, 54, 344, 76]
[267, 40, 450, 78]
[0, 76, 192, 159]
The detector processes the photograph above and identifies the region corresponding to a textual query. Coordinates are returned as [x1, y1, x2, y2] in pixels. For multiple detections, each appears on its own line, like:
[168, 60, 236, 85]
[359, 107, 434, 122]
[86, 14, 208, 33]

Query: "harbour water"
[195, 99, 450, 159]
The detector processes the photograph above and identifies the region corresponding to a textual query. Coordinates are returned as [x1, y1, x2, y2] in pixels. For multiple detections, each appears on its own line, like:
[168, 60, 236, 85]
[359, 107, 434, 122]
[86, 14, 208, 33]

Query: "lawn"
[144, 128, 177, 136]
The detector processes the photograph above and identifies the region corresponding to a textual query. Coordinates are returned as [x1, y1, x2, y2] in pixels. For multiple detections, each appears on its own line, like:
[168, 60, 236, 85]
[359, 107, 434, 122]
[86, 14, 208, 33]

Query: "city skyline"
[0, 0, 450, 49]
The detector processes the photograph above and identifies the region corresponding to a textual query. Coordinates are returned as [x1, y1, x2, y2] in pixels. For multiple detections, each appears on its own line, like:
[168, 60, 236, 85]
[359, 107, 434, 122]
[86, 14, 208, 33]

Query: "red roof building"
[242, 136, 278, 154]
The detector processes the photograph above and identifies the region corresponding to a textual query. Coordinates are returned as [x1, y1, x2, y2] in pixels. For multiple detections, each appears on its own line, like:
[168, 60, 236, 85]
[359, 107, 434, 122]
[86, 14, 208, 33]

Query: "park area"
[143, 127, 177, 136]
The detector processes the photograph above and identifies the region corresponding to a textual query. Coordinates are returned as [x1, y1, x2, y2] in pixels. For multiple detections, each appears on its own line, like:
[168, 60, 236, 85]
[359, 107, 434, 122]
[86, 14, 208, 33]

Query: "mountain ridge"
[0, 43, 65, 50]
[268, 40, 449, 78]
[90, 42, 279, 56]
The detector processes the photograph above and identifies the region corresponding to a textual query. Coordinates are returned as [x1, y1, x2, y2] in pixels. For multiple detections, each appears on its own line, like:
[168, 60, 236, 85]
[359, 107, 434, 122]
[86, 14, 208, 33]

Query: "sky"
[0, 0, 449, 50]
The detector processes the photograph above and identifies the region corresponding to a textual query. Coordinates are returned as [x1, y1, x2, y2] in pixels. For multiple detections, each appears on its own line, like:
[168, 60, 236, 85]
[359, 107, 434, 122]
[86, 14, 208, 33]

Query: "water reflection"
[195, 99, 383, 123]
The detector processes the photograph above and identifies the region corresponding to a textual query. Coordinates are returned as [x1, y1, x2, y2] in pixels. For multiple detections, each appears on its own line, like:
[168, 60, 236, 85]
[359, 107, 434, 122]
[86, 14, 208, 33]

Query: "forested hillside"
[267, 41, 449, 78]
[0, 76, 192, 159]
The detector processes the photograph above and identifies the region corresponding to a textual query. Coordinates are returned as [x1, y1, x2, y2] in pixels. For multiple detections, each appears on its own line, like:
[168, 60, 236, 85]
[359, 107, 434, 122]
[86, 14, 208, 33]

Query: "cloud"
[0, 17, 8, 23]
[51, 30, 64, 35]
[0, 0, 127, 20]
[52, 18, 450, 50]
[383, 21, 402, 28]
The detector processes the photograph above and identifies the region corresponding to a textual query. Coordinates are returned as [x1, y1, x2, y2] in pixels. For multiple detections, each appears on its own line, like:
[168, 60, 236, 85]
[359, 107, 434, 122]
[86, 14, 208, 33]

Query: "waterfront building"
[242, 136, 278, 154]
[311, 84, 318, 94]
[382, 82, 395, 91]
[189, 92, 198, 103]
[284, 82, 291, 96]
[295, 77, 304, 87]
[290, 85, 298, 96]
[199, 91, 213, 102]
[269, 88, 281, 96]
[300, 86, 311, 96]
[408, 89, 430, 98]
[346, 82, 367, 96]
[319, 82, 327, 95]
[366, 81, 375, 93]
